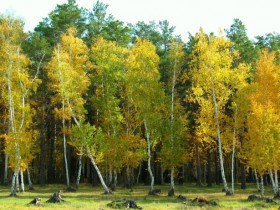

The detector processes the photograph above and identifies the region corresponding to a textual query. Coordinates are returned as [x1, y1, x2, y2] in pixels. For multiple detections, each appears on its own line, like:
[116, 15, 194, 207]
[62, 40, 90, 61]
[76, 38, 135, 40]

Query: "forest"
[1, 0, 280, 201]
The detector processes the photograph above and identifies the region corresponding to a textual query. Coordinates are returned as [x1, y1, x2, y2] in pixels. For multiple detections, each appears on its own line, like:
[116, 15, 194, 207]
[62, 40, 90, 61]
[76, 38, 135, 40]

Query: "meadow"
[0, 183, 279, 210]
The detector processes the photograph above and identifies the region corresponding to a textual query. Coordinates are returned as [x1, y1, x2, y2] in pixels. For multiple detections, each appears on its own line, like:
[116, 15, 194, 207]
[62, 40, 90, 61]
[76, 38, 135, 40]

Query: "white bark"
[88, 153, 111, 194]
[62, 102, 70, 189]
[56, 47, 70, 189]
[144, 118, 154, 192]
[275, 170, 279, 197]
[260, 175, 264, 197]
[76, 155, 82, 188]
[161, 164, 165, 184]
[137, 164, 141, 185]
[254, 169, 260, 191]
[108, 169, 113, 185]
[170, 167, 175, 193]
[114, 168, 118, 186]
[269, 169, 276, 195]
[4, 154, 8, 185]
[27, 167, 33, 190]
[211, 68, 229, 193]
[169, 52, 177, 194]
[270, 169, 279, 197]
[231, 106, 237, 194]
[10, 172, 17, 196]
[20, 169, 24, 192]
[16, 173, 20, 192]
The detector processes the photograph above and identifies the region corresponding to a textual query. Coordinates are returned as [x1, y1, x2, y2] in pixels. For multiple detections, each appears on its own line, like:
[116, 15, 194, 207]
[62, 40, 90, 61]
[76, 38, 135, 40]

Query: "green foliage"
[226, 18, 257, 65]
[86, 1, 131, 46]
[34, 0, 86, 46]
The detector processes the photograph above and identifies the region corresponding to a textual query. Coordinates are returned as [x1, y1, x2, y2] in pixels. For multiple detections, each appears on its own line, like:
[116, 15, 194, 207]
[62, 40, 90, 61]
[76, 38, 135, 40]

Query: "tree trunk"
[62, 102, 70, 189]
[16, 172, 20, 192]
[137, 164, 141, 185]
[39, 129, 46, 186]
[169, 53, 177, 196]
[161, 164, 165, 184]
[240, 163, 246, 189]
[27, 167, 33, 190]
[275, 170, 279, 197]
[196, 143, 202, 186]
[211, 71, 230, 194]
[144, 119, 154, 192]
[168, 167, 175, 196]
[260, 175, 264, 197]
[4, 154, 8, 185]
[207, 150, 212, 187]
[108, 168, 113, 186]
[254, 169, 260, 192]
[269, 169, 279, 198]
[125, 166, 132, 189]
[10, 172, 17, 196]
[88, 153, 111, 194]
[113, 168, 117, 187]
[231, 106, 237, 194]
[215, 151, 220, 185]
[20, 169, 25, 192]
[76, 155, 82, 188]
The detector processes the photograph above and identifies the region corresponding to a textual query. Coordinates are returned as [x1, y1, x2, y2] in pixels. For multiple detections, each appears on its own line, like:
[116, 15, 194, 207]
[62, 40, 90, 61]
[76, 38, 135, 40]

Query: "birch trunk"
[231, 106, 237, 194]
[114, 168, 117, 186]
[137, 164, 141, 185]
[211, 69, 230, 194]
[62, 102, 70, 189]
[161, 164, 165, 184]
[254, 169, 260, 192]
[275, 170, 279, 197]
[144, 118, 154, 192]
[88, 153, 111, 194]
[56, 47, 70, 190]
[108, 169, 113, 185]
[4, 154, 8, 185]
[76, 155, 82, 188]
[16, 173, 20, 192]
[269, 169, 277, 197]
[10, 172, 17, 196]
[20, 169, 25, 192]
[260, 175, 264, 197]
[169, 53, 177, 196]
[169, 167, 175, 196]
[268, 169, 279, 197]
[27, 168, 33, 190]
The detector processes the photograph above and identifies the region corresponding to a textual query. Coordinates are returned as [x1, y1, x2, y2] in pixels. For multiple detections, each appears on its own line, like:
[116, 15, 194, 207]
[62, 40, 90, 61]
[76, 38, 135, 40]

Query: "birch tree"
[90, 37, 127, 187]
[243, 49, 280, 197]
[125, 38, 164, 193]
[0, 16, 40, 196]
[160, 39, 187, 196]
[47, 27, 90, 190]
[188, 29, 248, 195]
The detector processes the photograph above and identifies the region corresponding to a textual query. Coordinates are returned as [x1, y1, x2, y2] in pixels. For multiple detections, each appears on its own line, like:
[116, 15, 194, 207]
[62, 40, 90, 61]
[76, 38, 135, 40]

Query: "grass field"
[0, 183, 279, 210]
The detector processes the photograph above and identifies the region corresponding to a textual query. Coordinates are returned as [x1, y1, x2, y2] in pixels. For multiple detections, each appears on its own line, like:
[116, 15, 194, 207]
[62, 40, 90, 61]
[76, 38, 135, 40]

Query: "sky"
[0, 0, 280, 42]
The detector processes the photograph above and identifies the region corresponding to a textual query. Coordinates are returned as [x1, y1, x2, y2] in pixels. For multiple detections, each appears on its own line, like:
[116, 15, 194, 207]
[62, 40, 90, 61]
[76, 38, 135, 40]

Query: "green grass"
[0, 183, 279, 209]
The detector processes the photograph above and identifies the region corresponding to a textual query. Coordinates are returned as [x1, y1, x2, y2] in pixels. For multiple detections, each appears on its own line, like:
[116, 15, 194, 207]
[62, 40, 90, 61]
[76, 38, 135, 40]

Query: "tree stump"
[46, 190, 65, 203]
[168, 188, 175, 197]
[107, 199, 142, 209]
[266, 197, 274, 203]
[28, 197, 42, 206]
[177, 194, 187, 201]
[148, 189, 161, 195]
[248, 194, 260, 201]
[191, 197, 218, 206]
